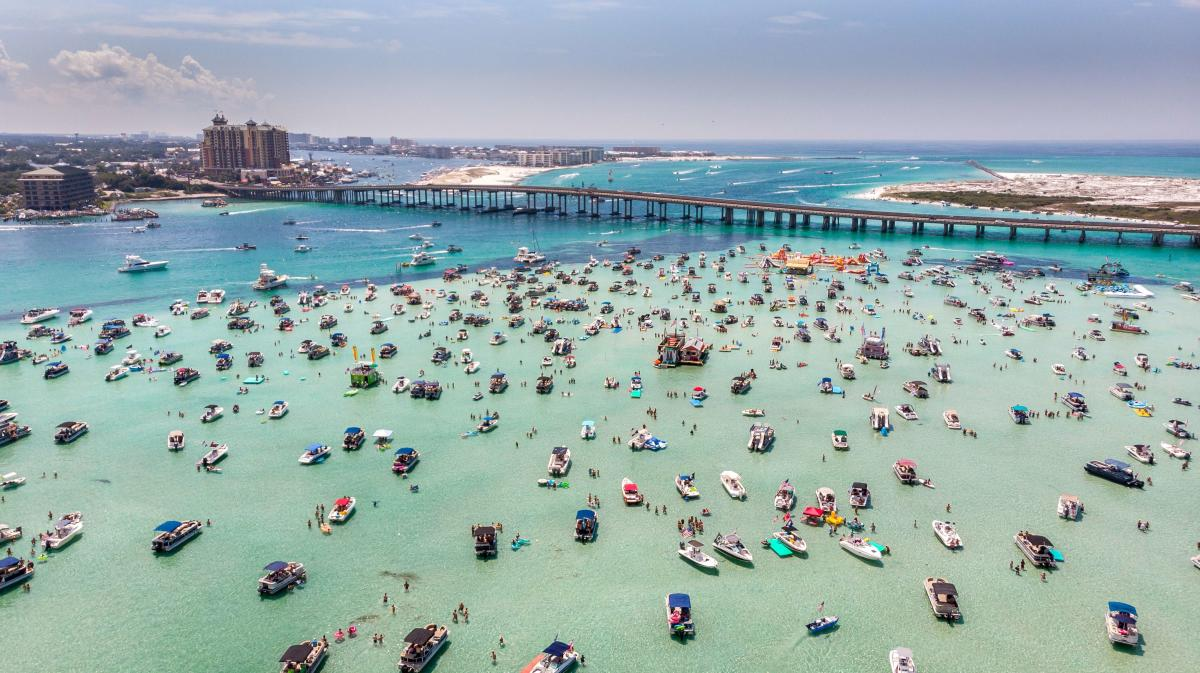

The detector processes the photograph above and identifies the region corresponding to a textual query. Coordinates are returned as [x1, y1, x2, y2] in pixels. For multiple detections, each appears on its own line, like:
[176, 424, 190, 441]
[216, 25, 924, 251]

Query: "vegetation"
[891, 190, 1200, 226]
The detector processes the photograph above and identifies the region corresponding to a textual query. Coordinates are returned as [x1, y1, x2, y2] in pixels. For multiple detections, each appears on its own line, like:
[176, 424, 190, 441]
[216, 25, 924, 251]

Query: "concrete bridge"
[219, 183, 1200, 246]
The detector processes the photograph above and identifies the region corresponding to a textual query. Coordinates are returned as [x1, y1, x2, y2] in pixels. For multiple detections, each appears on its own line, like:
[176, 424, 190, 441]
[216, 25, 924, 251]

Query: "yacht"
[719, 470, 746, 499]
[1105, 602, 1139, 646]
[299, 443, 331, 464]
[513, 246, 546, 265]
[974, 251, 1011, 266]
[924, 577, 961, 620]
[258, 561, 306, 594]
[20, 307, 60, 324]
[521, 640, 578, 673]
[0, 556, 35, 591]
[848, 482, 871, 508]
[547, 446, 571, 476]
[252, 263, 289, 291]
[397, 624, 449, 673]
[1014, 531, 1059, 568]
[67, 308, 93, 325]
[675, 473, 699, 499]
[932, 520, 962, 548]
[712, 531, 753, 562]
[1057, 494, 1083, 520]
[151, 519, 202, 553]
[1084, 459, 1144, 487]
[773, 479, 796, 511]
[890, 648, 917, 673]
[328, 497, 356, 523]
[406, 251, 437, 267]
[116, 255, 169, 273]
[839, 535, 883, 561]
[53, 421, 89, 444]
[42, 512, 83, 549]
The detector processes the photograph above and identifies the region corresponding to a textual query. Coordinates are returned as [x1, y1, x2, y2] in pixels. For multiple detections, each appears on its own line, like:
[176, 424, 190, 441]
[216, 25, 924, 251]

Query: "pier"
[219, 183, 1200, 246]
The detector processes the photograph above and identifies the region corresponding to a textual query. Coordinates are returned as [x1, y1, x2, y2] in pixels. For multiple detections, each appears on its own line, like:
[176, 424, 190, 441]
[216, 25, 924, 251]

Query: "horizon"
[2, 1, 1199, 140]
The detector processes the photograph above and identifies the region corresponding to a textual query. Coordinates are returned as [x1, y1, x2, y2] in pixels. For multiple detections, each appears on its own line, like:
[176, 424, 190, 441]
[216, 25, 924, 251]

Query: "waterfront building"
[201, 114, 290, 176]
[19, 165, 95, 210]
[515, 146, 604, 167]
[611, 146, 662, 156]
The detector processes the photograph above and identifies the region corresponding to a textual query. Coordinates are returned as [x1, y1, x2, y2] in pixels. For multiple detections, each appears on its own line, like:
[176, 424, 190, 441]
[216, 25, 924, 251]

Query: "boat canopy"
[820, 377, 832, 383]
[582, 420, 595, 427]
[381, 342, 394, 348]
[931, 582, 958, 596]
[345, 427, 362, 434]
[279, 643, 314, 663]
[685, 539, 704, 549]
[263, 561, 289, 571]
[1104, 459, 1132, 470]
[851, 482, 867, 490]
[802, 506, 824, 517]
[396, 447, 415, 456]
[667, 593, 691, 609]
[274, 400, 286, 405]
[552, 446, 569, 456]
[1067, 392, 1085, 398]
[678, 474, 691, 480]
[374, 429, 394, 439]
[543, 641, 572, 657]
[1024, 533, 1054, 547]
[154, 520, 182, 532]
[474, 525, 495, 537]
[1108, 601, 1137, 617]
[334, 498, 351, 507]
[305, 443, 325, 453]
[0, 556, 20, 569]
[834, 430, 847, 436]
[216, 353, 231, 359]
[576, 509, 596, 521]
[490, 372, 506, 378]
[623, 481, 638, 492]
[46, 361, 62, 367]
[404, 627, 435, 645]
[1012, 405, 1029, 412]
[896, 458, 917, 467]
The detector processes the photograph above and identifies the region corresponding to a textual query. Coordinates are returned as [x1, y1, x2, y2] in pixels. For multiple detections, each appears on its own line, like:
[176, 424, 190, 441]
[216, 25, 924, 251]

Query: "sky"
[0, 0, 1198, 141]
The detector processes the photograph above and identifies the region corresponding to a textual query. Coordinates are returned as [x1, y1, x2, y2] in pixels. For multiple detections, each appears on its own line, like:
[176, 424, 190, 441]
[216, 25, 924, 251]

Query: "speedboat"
[621, 478, 643, 505]
[580, 420, 596, 440]
[1161, 442, 1191, 459]
[719, 470, 746, 499]
[773, 526, 807, 553]
[392, 447, 420, 474]
[1004, 347, 1023, 361]
[1109, 383, 1135, 401]
[675, 473, 699, 499]
[806, 615, 839, 634]
[154, 325, 171, 338]
[67, 308, 93, 326]
[0, 555, 35, 591]
[547, 446, 571, 476]
[932, 520, 962, 548]
[1057, 494, 1083, 520]
[831, 429, 849, 449]
[1084, 459, 1144, 487]
[328, 497, 356, 523]
[1010, 405, 1031, 424]
[117, 255, 168, 273]
[258, 561, 306, 594]
[1014, 531, 1059, 568]
[840, 536, 882, 561]
[397, 624, 449, 673]
[848, 482, 871, 508]
[268, 400, 289, 419]
[943, 410, 961, 430]
[53, 421, 89, 444]
[890, 648, 917, 673]
[773, 480, 795, 511]
[1051, 363, 1067, 376]
[392, 376, 411, 394]
[342, 427, 365, 450]
[197, 441, 228, 467]
[666, 594, 695, 638]
[521, 640, 578, 673]
[1, 472, 26, 489]
[712, 531, 753, 562]
[200, 404, 223, 423]
[43, 512, 83, 550]
[924, 577, 961, 620]
[574, 509, 597, 542]
[20, 307, 60, 324]
[167, 430, 185, 451]
[741, 408, 765, 417]
[1125, 444, 1155, 465]
[815, 487, 836, 513]
[0, 523, 23, 543]
[895, 404, 918, 421]
[299, 443, 331, 465]
[1164, 419, 1193, 439]
[678, 539, 718, 569]
[1105, 602, 1139, 646]
[476, 415, 499, 433]
[151, 519, 202, 553]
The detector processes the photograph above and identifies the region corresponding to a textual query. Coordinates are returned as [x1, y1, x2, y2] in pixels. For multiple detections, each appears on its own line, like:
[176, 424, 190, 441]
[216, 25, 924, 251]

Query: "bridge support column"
[1079, 230, 1086, 243]
[975, 225, 983, 237]
[1010, 226, 1017, 239]
[682, 205, 691, 220]
[788, 213, 797, 228]
[942, 223, 950, 235]
[696, 206, 704, 222]
[1116, 232, 1123, 243]
[1044, 229, 1050, 241]
[803, 214, 811, 227]
[756, 211, 765, 227]
[774, 212, 782, 227]
[1151, 232, 1163, 246]
[722, 207, 733, 224]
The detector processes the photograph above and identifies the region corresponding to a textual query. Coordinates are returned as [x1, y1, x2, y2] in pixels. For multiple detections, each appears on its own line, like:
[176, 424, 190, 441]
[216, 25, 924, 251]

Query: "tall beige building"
[201, 114, 290, 175]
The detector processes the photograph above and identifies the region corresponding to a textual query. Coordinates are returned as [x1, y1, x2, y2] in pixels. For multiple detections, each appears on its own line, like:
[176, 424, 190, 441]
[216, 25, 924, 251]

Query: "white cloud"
[409, 2, 506, 19]
[1176, 0, 1200, 7]
[769, 10, 828, 25]
[0, 39, 29, 83]
[139, 8, 375, 29]
[93, 24, 357, 49]
[49, 44, 260, 103]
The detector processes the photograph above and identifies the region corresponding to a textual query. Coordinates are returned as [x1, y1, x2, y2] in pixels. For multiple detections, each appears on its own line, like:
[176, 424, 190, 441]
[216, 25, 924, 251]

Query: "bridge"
[218, 183, 1200, 246]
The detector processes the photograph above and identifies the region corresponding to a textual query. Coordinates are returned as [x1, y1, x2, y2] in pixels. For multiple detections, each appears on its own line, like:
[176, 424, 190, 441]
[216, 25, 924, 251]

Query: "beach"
[416, 164, 554, 186]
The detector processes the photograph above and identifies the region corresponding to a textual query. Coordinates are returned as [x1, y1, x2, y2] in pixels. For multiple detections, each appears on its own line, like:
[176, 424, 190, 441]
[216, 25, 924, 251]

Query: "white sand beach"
[877, 172, 1200, 207]
[416, 165, 553, 186]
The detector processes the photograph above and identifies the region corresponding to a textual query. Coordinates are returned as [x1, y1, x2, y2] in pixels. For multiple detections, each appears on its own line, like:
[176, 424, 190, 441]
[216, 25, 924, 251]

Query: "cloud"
[769, 10, 828, 25]
[409, 2, 506, 19]
[49, 44, 260, 103]
[1177, 0, 1200, 7]
[139, 8, 375, 29]
[0, 39, 29, 83]
[93, 24, 357, 49]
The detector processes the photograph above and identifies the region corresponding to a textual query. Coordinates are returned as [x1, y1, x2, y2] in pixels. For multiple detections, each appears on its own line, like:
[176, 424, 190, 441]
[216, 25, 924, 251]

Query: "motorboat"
[328, 497, 356, 523]
[1010, 405, 1031, 424]
[1061, 392, 1089, 415]
[719, 470, 746, 499]
[848, 482, 871, 508]
[742, 408, 765, 417]
[924, 577, 961, 620]
[397, 624, 449, 673]
[151, 519, 202, 553]
[0, 555, 34, 591]
[903, 380, 929, 399]
[580, 419, 596, 440]
[299, 443, 331, 464]
[831, 429, 849, 450]
[574, 509, 598, 542]
[252, 263, 289, 291]
[167, 430, 185, 451]
[666, 594, 695, 638]
[174, 368, 200, 386]
[472, 524, 498, 557]
[117, 255, 168, 273]
[200, 404, 223, 423]
[678, 539, 716, 569]
[342, 427, 365, 450]
[621, 478, 643, 505]
[521, 640, 578, 673]
[806, 615, 840, 634]
[43, 512, 83, 550]
[943, 410, 961, 430]
[772, 526, 807, 553]
[839, 536, 882, 561]
[773, 479, 796, 511]
[258, 561, 306, 594]
[1122, 443, 1156, 466]
[1004, 347, 1023, 361]
[932, 520, 962, 549]
[815, 487, 836, 513]
[53, 421, 89, 444]
[1161, 442, 1191, 459]
[0, 523, 23, 543]
[513, 246, 546, 265]
[392, 447, 420, 474]
[1058, 494, 1083, 520]
[43, 361, 69, 379]
[675, 473, 699, 499]
[747, 422, 775, 451]
[1105, 602, 1139, 646]
[712, 531, 753, 562]
[197, 441, 228, 467]
[21, 307, 60, 324]
[894, 459, 918, 484]
[489, 332, 507, 345]
[1109, 383, 1135, 401]
[895, 404, 918, 421]
[392, 376, 411, 394]
[278, 640, 326, 673]
[153, 325, 171, 338]
[1014, 531, 1059, 568]
[1084, 459, 1144, 487]
[871, 407, 890, 432]
[67, 308, 93, 326]
[547, 446, 571, 476]
[890, 647, 917, 673]
[1, 472, 26, 489]
[268, 400, 289, 419]
[1164, 419, 1193, 439]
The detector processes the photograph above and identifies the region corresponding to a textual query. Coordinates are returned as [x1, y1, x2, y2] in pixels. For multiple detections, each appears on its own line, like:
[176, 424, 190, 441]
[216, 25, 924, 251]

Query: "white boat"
[870, 407, 890, 432]
[167, 430, 185, 451]
[397, 624, 449, 673]
[43, 512, 83, 549]
[299, 443, 331, 464]
[205, 289, 226, 304]
[151, 519, 202, 553]
[20, 307, 60, 324]
[268, 400, 289, 419]
[890, 647, 916, 673]
[258, 561, 306, 594]
[719, 470, 746, 499]
[675, 473, 699, 499]
[943, 409, 961, 430]
[200, 404, 223, 423]
[67, 308, 93, 326]
[328, 497, 356, 523]
[547, 446, 571, 476]
[741, 408, 765, 417]
[895, 404, 918, 421]
[1051, 363, 1067, 376]
[117, 255, 169, 273]
[1105, 602, 1139, 646]
[839, 535, 882, 561]
[154, 325, 171, 338]
[1125, 444, 1155, 465]
[712, 531, 753, 562]
[621, 478, 643, 505]
[513, 246, 546, 264]
[105, 365, 129, 382]
[0, 523, 22, 542]
[773, 528, 807, 553]
[489, 332, 507, 345]
[678, 539, 718, 568]
[392, 376, 411, 394]
[1, 472, 26, 489]
[521, 640, 578, 673]
[0, 555, 34, 591]
[773, 479, 795, 511]
[932, 520, 962, 548]
[831, 429, 849, 449]
[815, 486, 836, 513]
[1057, 493, 1083, 520]
[251, 263, 288, 291]
[1161, 442, 1191, 459]
[197, 441, 228, 466]
[580, 420, 596, 440]
[464, 360, 480, 374]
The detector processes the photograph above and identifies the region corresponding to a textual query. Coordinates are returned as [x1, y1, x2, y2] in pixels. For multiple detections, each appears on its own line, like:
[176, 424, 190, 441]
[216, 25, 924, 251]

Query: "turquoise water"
[1, 149, 1199, 672]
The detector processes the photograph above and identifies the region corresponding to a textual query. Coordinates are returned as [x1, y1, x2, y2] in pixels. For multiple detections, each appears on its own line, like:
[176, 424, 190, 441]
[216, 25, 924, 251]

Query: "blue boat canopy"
[0, 556, 20, 569]
[582, 420, 595, 426]
[1012, 405, 1029, 412]
[154, 520, 182, 532]
[667, 593, 691, 609]
[305, 443, 325, 452]
[345, 427, 362, 434]
[216, 353, 231, 358]
[543, 641, 571, 657]
[552, 446, 568, 455]
[1068, 392, 1084, 398]
[1105, 459, 1132, 469]
[395, 447, 415, 456]
[576, 509, 596, 520]
[47, 361, 62, 367]
[382, 342, 394, 347]
[274, 400, 286, 405]
[263, 561, 288, 571]
[1108, 601, 1137, 616]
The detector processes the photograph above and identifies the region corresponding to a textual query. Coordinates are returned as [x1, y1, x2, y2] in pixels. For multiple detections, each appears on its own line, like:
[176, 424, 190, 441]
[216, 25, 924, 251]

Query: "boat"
[890, 648, 917, 673]
[200, 404, 223, 423]
[815, 486, 836, 513]
[43, 361, 69, 379]
[1062, 392, 1089, 415]
[252, 263, 289, 291]
[116, 255, 169, 273]
[831, 429, 849, 450]
[397, 624, 449, 673]
[1, 472, 26, 489]
[1105, 602, 1139, 647]
[151, 519, 202, 553]
[942, 410, 961, 430]
[741, 408, 765, 417]
[174, 367, 200, 386]
[341, 427, 365, 451]
[974, 251, 1011, 266]
[773, 479, 795, 511]
[1014, 531, 1059, 568]
[1004, 347, 1023, 361]
[53, 421, 89, 444]
[489, 332, 507, 345]
[712, 531, 753, 562]
[0, 556, 34, 591]
[197, 441, 228, 467]
[621, 478, 643, 505]
[678, 539, 718, 569]
[574, 509, 597, 542]
[472, 524, 498, 558]
[719, 470, 746, 499]
[675, 473, 699, 499]
[747, 422, 775, 451]
[0, 523, 23, 543]
[328, 497, 356, 523]
[167, 430, 185, 451]
[1009, 405, 1031, 424]
[806, 615, 839, 634]
[520, 640, 578, 673]
[871, 407, 890, 432]
[278, 639, 326, 673]
[580, 419, 596, 440]
[666, 593, 695, 637]
[1164, 419, 1193, 439]
[1058, 494, 1083, 520]
[268, 400, 289, 419]
[924, 577, 961, 620]
[513, 246, 546, 265]
[1161, 442, 1191, 459]
[1125, 444, 1155, 465]
[895, 404, 918, 421]
[298, 443, 331, 464]
[1084, 458, 1144, 487]
[1109, 383, 1135, 401]
[42, 512, 83, 550]
[932, 520, 962, 548]
[548, 446, 571, 476]
[258, 561, 306, 594]
[773, 526, 807, 553]
[848, 482, 870, 508]
[893, 459, 918, 485]
[67, 308, 93, 326]
[903, 380, 929, 399]
[153, 325, 171, 338]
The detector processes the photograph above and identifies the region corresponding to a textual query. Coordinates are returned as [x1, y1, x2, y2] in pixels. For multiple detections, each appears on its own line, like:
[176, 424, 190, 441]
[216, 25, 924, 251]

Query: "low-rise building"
[19, 165, 95, 210]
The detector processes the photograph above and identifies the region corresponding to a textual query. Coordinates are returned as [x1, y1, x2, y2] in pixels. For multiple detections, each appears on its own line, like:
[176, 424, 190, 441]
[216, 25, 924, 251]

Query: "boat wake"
[779, 168, 808, 174]
[554, 172, 581, 181]
[673, 168, 701, 175]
